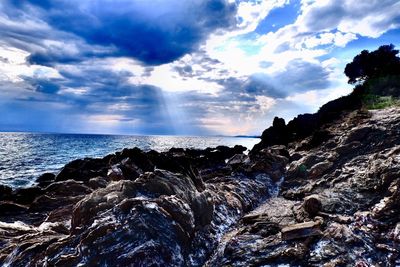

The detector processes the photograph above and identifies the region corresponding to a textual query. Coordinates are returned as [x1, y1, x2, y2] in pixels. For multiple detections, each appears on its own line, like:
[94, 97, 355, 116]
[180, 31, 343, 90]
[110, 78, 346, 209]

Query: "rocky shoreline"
[1, 106, 400, 266]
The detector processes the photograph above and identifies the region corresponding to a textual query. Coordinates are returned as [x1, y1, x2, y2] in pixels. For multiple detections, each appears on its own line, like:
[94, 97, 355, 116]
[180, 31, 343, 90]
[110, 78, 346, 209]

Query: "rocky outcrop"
[253, 89, 363, 152]
[206, 108, 400, 266]
[2, 106, 400, 266]
[0, 145, 285, 266]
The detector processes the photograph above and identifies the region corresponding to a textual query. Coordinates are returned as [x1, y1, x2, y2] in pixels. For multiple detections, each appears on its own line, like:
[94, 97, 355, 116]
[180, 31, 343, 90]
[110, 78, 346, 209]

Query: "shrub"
[364, 75, 400, 97]
[362, 94, 400, 110]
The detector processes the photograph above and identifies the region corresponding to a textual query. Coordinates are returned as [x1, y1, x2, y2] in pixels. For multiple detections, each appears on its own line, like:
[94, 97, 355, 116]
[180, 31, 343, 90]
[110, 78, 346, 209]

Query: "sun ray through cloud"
[0, 0, 399, 135]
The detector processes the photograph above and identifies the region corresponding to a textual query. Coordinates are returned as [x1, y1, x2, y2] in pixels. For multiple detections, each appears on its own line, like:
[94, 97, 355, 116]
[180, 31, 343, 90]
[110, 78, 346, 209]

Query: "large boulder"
[55, 158, 108, 182]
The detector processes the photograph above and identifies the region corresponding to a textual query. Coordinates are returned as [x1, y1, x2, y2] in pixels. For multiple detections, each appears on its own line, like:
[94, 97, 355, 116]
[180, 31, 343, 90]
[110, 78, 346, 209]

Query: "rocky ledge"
[1, 107, 400, 266]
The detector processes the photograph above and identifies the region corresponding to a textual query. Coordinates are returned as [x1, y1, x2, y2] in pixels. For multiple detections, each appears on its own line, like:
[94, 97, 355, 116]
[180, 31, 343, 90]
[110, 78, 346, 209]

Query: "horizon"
[0, 129, 260, 138]
[1, 1, 400, 136]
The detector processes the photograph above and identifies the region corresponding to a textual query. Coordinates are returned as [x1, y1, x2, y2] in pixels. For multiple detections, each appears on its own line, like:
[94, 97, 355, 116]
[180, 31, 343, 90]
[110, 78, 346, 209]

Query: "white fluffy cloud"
[298, 0, 400, 38]
[235, 0, 289, 33]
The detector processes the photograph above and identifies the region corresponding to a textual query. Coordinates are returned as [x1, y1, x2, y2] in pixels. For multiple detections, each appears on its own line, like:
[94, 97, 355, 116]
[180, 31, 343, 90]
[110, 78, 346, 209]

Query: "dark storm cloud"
[26, 48, 111, 66]
[59, 69, 134, 96]
[4, 0, 237, 66]
[0, 13, 114, 67]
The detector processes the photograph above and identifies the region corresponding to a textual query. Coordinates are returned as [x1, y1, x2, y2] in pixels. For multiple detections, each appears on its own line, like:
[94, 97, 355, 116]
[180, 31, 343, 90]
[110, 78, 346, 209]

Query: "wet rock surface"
[0, 145, 283, 266]
[206, 108, 400, 266]
[2, 107, 400, 266]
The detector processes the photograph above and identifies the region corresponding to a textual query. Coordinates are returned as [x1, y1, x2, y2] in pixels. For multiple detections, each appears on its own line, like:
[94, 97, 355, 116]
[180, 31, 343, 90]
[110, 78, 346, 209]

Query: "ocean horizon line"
[0, 130, 260, 139]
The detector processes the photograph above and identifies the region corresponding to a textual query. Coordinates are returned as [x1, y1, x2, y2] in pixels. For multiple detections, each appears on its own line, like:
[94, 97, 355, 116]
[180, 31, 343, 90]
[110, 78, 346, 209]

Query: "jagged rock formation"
[206, 108, 400, 266]
[253, 88, 363, 152]
[0, 145, 287, 266]
[1, 107, 400, 266]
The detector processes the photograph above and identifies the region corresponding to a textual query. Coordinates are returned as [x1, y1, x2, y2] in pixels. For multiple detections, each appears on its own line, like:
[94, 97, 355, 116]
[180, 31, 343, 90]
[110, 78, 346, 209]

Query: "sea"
[0, 132, 259, 188]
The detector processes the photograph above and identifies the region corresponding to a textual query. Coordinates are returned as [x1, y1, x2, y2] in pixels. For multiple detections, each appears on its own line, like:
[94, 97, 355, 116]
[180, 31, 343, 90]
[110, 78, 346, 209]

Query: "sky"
[0, 0, 399, 136]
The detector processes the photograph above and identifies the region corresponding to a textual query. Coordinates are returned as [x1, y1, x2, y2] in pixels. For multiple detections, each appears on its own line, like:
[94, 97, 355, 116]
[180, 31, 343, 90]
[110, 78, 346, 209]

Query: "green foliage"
[360, 75, 400, 109]
[364, 75, 400, 97]
[344, 44, 400, 85]
[362, 94, 400, 110]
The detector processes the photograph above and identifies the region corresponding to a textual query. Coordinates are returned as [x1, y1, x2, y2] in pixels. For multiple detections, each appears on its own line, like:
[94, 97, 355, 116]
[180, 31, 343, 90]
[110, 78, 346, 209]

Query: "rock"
[119, 158, 143, 179]
[232, 145, 248, 155]
[106, 158, 143, 181]
[107, 165, 124, 181]
[135, 169, 197, 198]
[156, 195, 195, 236]
[0, 201, 29, 213]
[345, 125, 382, 143]
[335, 141, 361, 155]
[375, 243, 397, 253]
[71, 180, 138, 230]
[190, 190, 214, 227]
[29, 194, 86, 213]
[269, 145, 290, 158]
[290, 152, 303, 162]
[55, 158, 108, 182]
[44, 180, 92, 197]
[4, 168, 272, 266]
[286, 163, 308, 181]
[252, 117, 289, 152]
[119, 147, 155, 172]
[281, 221, 322, 241]
[169, 147, 186, 156]
[322, 222, 359, 243]
[206, 145, 247, 164]
[303, 195, 322, 217]
[240, 219, 280, 237]
[266, 117, 288, 145]
[44, 204, 75, 223]
[371, 179, 400, 222]
[227, 154, 249, 166]
[0, 185, 12, 201]
[4, 104, 400, 266]
[242, 198, 297, 227]
[249, 149, 288, 175]
[12, 187, 43, 204]
[318, 212, 353, 224]
[36, 173, 56, 187]
[135, 170, 214, 228]
[308, 130, 333, 148]
[308, 161, 333, 179]
[391, 223, 400, 242]
[88, 177, 109, 189]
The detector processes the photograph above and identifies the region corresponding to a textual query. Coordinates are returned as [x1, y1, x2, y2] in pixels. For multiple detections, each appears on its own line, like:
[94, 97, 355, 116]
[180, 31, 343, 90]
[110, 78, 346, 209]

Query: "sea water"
[0, 132, 259, 188]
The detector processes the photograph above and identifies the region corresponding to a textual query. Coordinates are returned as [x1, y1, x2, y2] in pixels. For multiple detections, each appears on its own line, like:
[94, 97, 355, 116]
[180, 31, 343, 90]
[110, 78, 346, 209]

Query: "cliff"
[1, 105, 400, 266]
